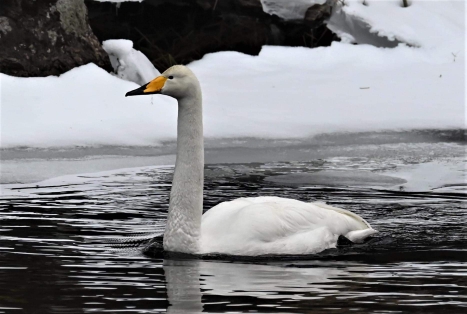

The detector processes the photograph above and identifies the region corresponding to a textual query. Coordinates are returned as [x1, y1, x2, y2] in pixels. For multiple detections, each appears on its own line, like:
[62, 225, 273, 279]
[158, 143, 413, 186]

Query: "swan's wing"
[311, 201, 372, 229]
[311, 201, 377, 243]
[200, 196, 376, 255]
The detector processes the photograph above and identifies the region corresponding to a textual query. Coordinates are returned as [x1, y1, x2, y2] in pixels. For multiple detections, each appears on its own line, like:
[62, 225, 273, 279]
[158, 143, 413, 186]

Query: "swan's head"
[125, 65, 200, 100]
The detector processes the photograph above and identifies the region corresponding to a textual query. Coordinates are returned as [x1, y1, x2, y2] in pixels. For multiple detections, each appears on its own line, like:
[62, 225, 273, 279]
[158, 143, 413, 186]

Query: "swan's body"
[201, 197, 376, 255]
[126, 65, 377, 256]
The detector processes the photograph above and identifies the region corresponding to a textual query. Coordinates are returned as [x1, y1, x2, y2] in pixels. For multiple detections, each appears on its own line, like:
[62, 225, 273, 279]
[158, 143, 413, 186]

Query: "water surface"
[0, 138, 466, 313]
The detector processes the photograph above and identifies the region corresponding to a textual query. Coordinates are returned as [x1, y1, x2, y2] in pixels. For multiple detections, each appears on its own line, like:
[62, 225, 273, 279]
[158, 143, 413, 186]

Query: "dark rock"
[0, 0, 111, 77]
[305, 0, 336, 27]
[234, 0, 263, 11]
[85, 0, 339, 71]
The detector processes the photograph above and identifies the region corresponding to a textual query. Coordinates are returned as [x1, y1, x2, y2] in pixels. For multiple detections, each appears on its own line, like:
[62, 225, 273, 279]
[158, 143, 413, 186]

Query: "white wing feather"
[200, 196, 377, 255]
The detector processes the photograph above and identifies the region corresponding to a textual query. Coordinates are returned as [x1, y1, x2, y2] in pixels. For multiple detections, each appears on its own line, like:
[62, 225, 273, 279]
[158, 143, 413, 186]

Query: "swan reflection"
[164, 258, 350, 312]
[164, 259, 203, 314]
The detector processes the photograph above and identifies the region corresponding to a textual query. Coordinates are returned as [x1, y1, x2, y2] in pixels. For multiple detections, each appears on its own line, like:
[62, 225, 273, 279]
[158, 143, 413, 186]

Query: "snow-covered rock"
[327, 0, 464, 56]
[102, 39, 160, 85]
[260, 0, 328, 20]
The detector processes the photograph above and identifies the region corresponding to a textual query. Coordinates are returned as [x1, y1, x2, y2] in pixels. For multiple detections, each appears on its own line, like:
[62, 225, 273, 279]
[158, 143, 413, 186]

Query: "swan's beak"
[125, 76, 167, 97]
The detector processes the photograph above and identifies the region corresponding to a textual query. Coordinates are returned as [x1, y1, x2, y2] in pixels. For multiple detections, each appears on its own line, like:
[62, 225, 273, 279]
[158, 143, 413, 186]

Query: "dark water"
[0, 143, 466, 313]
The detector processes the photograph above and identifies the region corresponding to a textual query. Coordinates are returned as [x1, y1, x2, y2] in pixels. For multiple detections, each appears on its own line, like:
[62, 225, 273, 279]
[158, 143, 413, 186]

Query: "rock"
[86, 0, 338, 71]
[304, 0, 336, 27]
[0, 0, 111, 77]
[233, 0, 263, 11]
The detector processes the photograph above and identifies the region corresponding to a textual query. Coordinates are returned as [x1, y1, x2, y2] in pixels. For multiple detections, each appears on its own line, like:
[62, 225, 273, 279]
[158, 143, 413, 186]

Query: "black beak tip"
[125, 89, 142, 97]
[125, 84, 161, 98]
[125, 84, 148, 97]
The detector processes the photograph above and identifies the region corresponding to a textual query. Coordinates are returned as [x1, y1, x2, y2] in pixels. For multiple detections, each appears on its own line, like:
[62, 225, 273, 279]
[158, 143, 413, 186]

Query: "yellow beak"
[125, 76, 168, 97]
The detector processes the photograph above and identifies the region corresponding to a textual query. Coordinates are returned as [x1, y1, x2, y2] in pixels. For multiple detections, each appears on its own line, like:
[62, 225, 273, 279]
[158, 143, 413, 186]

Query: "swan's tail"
[313, 201, 378, 243]
[345, 228, 378, 243]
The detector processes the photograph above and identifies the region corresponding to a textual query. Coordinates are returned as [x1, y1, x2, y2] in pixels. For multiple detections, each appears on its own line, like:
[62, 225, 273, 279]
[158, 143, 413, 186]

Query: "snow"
[191, 44, 464, 139]
[327, 0, 465, 56]
[0, 1, 464, 148]
[102, 39, 160, 85]
[1, 63, 176, 148]
[260, 0, 327, 20]
[1, 43, 464, 148]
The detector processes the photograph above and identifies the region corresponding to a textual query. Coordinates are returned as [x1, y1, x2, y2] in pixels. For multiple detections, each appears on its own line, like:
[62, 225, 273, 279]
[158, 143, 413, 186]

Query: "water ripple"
[0, 156, 466, 313]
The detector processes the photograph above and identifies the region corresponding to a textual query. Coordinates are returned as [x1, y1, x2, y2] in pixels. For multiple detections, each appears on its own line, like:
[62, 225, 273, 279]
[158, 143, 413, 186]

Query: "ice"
[0, 164, 170, 198]
[383, 158, 466, 192]
[264, 158, 467, 192]
[260, 0, 327, 20]
[265, 170, 407, 187]
[102, 39, 160, 85]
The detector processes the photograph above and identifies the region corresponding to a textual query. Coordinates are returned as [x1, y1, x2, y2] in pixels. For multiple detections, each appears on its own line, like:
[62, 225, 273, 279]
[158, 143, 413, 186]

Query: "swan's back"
[200, 197, 376, 255]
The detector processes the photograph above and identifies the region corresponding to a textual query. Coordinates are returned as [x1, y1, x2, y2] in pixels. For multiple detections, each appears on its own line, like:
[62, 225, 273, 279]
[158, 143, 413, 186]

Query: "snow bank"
[102, 39, 160, 85]
[260, 0, 327, 20]
[1, 40, 464, 148]
[192, 44, 464, 139]
[328, 0, 464, 55]
[1, 64, 176, 147]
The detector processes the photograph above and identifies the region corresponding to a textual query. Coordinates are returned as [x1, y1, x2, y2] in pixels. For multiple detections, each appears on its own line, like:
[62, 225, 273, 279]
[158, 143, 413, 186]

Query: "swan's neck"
[163, 93, 204, 254]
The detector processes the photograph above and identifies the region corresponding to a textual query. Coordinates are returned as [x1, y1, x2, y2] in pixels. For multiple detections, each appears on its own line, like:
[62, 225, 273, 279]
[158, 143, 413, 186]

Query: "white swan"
[126, 65, 377, 256]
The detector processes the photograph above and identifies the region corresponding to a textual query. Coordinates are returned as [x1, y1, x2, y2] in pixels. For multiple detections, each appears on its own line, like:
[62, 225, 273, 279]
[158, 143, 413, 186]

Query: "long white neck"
[163, 90, 204, 254]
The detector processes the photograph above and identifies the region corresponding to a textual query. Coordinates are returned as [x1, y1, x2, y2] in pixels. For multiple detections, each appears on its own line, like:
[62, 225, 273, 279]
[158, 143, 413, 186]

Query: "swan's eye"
[168, 76, 174, 80]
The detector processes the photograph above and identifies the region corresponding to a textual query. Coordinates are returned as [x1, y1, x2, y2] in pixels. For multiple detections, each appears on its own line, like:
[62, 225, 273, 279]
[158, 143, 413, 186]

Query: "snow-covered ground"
[1, 45, 463, 147]
[0, 0, 464, 148]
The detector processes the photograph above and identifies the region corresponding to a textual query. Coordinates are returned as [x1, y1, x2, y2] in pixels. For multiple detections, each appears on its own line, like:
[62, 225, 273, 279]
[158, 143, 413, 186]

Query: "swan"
[126, 65, 377, 256]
